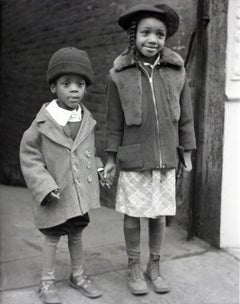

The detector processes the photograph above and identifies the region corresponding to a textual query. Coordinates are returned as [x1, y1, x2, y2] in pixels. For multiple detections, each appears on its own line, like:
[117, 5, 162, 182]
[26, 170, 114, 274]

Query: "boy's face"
[136, 17, 167, 62]
[50, 74, 86, 110]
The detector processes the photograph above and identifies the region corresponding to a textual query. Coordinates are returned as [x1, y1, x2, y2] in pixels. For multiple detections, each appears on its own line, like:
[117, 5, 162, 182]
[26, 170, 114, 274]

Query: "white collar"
[46, 99, 82, 126]
[143, 54, 161, 69]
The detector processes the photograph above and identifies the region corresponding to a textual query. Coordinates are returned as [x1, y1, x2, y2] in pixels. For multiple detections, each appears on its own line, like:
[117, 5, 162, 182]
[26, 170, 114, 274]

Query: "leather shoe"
[69, 274, 102, 298]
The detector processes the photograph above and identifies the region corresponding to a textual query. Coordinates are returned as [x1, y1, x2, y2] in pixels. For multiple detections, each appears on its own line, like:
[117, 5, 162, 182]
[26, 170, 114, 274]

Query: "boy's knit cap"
[118, 3, 179, 37]
[47, 47, 93, 86]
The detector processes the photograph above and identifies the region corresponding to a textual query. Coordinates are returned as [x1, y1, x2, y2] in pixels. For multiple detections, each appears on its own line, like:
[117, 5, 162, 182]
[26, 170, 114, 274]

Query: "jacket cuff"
[33, 182, 59, 206]
[95, 156, 103, 169]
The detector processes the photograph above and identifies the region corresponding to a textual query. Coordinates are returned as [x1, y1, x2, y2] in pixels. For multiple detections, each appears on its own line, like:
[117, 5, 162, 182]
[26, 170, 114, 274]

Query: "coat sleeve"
[178, 76, 196, 150]
[104, 75, 124, 152]
[19, 120, 59, 205]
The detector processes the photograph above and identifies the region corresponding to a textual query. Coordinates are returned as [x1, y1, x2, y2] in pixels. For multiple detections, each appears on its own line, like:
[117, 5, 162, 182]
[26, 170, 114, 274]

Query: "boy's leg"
[42, 234, 60, 281]
[40, 234, 61, 304]
[68, 230, 83, 278]
[124, 214, 148, 294]
[68, 230, 102, 298]
[146, 216, 170, 293]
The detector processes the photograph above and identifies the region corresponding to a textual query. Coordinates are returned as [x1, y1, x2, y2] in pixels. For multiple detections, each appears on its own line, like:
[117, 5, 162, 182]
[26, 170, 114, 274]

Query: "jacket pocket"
[117, 144, 143, 170]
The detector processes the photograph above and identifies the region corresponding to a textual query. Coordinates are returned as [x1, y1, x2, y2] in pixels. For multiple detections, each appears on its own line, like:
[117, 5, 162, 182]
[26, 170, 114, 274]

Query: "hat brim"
[118, 4, 179, 37]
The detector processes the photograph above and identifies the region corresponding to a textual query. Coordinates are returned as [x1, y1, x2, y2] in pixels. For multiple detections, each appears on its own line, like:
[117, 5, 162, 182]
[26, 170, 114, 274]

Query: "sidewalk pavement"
[0, 185, 239, 304]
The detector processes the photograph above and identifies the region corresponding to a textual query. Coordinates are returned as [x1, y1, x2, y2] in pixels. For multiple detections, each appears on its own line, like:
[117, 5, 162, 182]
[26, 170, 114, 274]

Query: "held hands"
[98, 168, 111, 189]
[98, 162, 117, 189]
[103, 161, 117, 186]
[41, 189, 60, 206]
[176, 151, 193, 178]
[99, 153, 117, 189]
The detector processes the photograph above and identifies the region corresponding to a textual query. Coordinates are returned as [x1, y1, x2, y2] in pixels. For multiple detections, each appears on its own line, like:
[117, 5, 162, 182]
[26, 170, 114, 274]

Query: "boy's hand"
[41, 189, 60, 205]
[50, 189, 60, 200]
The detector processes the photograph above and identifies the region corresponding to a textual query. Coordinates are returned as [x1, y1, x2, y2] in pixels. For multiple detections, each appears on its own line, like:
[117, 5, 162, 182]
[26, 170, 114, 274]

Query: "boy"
[20, 47, 103, 303]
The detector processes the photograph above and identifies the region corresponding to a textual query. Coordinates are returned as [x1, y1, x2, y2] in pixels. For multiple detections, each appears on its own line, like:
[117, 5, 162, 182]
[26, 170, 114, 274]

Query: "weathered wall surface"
[192, 0, 228, 246]
[221, 0, 240, 249]
[0, 0, 197, 225]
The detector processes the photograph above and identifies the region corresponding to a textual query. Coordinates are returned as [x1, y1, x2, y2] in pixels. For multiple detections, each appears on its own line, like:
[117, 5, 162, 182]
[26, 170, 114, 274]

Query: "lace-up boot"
[146, 254, 170, 293]
[127, 258, 148, 295]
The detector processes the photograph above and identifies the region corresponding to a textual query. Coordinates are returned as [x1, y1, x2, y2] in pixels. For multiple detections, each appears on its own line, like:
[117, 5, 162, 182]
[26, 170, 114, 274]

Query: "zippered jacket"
[105, 47, 196, 171]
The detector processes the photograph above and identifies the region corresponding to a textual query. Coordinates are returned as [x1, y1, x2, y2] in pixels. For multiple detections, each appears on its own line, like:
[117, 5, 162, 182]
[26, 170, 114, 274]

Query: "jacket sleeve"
[94, 146, 103, 169]
[104, 75, 124, 152]
[95, 157, 103, 169]
[178, 76, 196, 150]
[19, 120, 59, 205]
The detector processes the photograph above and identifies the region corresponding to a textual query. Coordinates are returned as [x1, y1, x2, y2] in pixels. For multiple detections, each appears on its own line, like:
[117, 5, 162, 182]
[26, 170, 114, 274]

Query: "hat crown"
[47, 47, 93, 85]
[118, 3, 179, 37]
[48, 47, 89, 68]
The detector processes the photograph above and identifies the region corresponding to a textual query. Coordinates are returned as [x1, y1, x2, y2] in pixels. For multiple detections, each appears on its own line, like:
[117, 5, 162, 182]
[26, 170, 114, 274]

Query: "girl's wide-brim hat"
[118, 4, 180, 37]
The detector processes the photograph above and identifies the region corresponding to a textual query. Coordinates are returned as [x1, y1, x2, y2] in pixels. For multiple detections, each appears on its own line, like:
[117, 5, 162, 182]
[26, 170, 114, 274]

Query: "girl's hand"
[103, 162, 117, 186]
[183, 151, 192, 172]
[103, 152, 117, 186]
[177, 151, 192, 178]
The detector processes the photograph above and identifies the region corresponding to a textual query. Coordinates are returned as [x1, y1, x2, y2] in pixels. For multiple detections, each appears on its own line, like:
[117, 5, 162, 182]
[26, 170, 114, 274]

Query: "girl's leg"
[124, 214, 141, 260]
[68, 230, 102, 298]
[146, 216, 170, 293]
[148, 216, 166, 256]
[124, 214, 148, 295]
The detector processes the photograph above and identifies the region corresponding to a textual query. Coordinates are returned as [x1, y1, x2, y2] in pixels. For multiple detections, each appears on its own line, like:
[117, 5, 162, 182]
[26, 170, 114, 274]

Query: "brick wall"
[0, 0, 197, 215]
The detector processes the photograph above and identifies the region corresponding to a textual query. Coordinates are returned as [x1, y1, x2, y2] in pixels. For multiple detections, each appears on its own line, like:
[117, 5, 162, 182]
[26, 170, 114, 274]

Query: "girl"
[104, 4, 196, 295]
[20, 47, 104, 303]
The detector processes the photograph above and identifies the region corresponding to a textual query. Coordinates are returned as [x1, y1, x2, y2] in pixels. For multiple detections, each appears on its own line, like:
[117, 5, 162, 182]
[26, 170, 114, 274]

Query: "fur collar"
[113, 47, 184, 72]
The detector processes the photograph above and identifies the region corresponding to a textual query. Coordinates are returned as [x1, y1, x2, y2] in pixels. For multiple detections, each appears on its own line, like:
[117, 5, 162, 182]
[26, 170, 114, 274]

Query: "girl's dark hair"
[122, 20, 140, 61]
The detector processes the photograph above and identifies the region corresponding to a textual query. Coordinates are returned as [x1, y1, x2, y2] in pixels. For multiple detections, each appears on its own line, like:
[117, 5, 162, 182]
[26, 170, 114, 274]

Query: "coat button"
[86, 161, 92, 169]
[87, 175, 92, 183]
[162, 163, 167, 169]
[85, 150, 91, 158]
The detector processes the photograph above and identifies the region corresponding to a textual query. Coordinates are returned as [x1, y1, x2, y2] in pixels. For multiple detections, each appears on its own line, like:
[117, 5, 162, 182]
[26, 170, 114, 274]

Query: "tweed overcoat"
[20, 103, 102, 229]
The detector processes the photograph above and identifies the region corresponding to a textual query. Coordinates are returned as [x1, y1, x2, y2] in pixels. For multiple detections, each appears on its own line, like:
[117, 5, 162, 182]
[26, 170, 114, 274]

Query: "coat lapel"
[36, 103, 96, 151]
[110, 47, 185, 125]
[36, 104, 73, 150]
[72, 105, 96, 152]
[113, 47, 184, 72]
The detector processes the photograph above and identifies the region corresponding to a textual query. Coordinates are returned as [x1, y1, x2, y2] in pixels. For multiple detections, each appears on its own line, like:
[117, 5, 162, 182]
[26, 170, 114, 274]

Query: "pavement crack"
[23, 239, 42, 252]
[171, 248, 216, 260]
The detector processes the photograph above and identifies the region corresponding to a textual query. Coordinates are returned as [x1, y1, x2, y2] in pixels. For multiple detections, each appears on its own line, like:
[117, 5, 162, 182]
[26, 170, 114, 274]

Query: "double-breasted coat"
[20, 103, 102, 229]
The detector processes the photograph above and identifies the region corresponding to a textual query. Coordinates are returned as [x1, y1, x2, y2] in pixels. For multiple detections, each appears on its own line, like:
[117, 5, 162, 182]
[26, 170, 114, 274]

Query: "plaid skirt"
[116, 169, 176, 218]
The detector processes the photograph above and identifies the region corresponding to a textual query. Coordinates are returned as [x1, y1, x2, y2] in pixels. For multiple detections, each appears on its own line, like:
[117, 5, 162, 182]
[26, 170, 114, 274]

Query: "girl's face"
[136, 17, 167, 62]
[50, 74, 86, 110]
